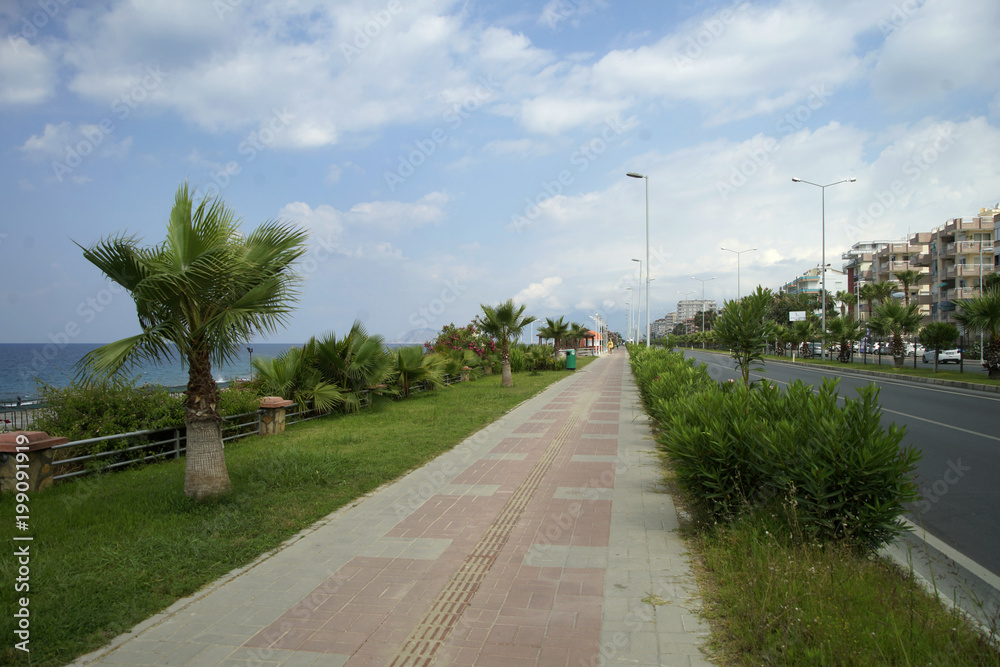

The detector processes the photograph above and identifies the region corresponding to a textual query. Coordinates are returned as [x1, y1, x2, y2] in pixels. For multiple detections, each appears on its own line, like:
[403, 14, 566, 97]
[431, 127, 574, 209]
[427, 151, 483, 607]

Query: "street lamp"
[627, 172, 650, 348]
[792, 177, 856, 357]
[692, 276, 716, 347]
[631, 258, 642, 343]
[720, 246, 757, 300]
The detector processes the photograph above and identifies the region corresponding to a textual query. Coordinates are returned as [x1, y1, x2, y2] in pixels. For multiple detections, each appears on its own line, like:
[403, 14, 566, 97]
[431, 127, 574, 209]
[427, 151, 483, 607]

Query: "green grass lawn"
[0, 362, 591, 667]
[690, 509, 1000, 666]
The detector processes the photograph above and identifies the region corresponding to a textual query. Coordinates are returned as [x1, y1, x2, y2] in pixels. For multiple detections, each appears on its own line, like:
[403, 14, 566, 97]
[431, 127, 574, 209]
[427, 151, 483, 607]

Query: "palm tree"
[893, 270, 923, 306]
[872, 280, 897, 305]
[393, 347, 446, 397]
[537, 316, 571, 351]
[871, 300, 923, 367]
[789, 319, 816, 358]
[955, 288, 1000, 378]
[568, 322, 591, 351]
[312, 322, 394, 412]
[826, 316, 862, 363]
[76, 183, 308, 499]
[713, 286, 772, 386]
[252, 346, 343, 414]
[479, 299, 537, 387]
[859, 283, 877, 322]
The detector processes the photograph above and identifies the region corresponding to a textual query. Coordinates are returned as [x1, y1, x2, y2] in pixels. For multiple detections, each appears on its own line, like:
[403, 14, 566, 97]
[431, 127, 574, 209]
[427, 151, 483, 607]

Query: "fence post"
[258, 397, 295, 436]
[0, 431, 68, 493]
[173, 429, 181, 458]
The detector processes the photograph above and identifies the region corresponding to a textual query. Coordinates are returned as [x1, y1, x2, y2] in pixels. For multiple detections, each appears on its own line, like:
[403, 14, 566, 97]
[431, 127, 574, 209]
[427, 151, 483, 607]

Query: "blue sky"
[2, 0, 999, 345]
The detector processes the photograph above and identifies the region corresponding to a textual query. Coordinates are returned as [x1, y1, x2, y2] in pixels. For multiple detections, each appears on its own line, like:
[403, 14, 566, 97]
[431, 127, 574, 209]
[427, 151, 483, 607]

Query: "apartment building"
[871, 232, 933, 320]
[779, 266, 848, 298]
[677, 299, 716, 321]
[928, 210, 998, 324]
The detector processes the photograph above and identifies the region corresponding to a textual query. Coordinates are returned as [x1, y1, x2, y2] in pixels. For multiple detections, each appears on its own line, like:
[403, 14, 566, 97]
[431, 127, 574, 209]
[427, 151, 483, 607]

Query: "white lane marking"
[899, 517, 1000, 591]
[691, 354, 1000, 444]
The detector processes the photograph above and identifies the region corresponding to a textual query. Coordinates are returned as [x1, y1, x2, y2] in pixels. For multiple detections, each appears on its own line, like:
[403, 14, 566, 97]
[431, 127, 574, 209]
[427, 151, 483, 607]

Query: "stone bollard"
[0, 431, 68, 493]
[258, 397, 295, 436]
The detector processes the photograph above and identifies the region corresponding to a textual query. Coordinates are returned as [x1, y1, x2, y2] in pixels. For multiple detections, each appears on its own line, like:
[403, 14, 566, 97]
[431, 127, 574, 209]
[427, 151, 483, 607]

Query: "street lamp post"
[627, 172, 650, 348]
[792, 177, 856, 358]
[631, 258, 642, 344]
[720, 246, 757, 300]
[692, 276, 716, 348]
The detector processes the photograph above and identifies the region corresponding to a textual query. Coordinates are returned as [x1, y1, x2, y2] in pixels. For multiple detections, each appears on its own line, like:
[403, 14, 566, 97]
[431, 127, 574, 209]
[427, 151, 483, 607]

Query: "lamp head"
[626, 172, 645, 179]
[791, 177, 802, 182]
[848, 177, 857, 182]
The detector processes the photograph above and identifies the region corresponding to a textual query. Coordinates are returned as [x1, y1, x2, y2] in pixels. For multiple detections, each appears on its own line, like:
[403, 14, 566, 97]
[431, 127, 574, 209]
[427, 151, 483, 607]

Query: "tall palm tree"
[893, 270, 923, 306]
[479, 299, 537, 387]
[568, 322, 591, 351]
[872, 280, 897, 304]
[76, 183, 308, 499]
[955, 288, 1000, 378]
[871, 300, 923, 367]
[826, 316, 862, 363]
[538, 316, 571, 351]
[859, 283, 877, 322]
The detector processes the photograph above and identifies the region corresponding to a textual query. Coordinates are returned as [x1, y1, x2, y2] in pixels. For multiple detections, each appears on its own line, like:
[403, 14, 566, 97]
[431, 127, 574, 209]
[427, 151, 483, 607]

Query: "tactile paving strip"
[388, 410, 583, 666]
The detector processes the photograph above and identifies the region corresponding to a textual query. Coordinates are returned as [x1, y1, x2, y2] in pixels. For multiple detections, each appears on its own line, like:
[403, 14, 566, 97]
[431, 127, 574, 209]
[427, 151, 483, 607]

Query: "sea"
[0, 342, 419, 404]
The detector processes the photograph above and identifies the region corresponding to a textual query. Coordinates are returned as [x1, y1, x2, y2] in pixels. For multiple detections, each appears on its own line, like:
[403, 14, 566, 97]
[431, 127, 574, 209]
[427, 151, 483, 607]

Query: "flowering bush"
[426, 321, 498, 361]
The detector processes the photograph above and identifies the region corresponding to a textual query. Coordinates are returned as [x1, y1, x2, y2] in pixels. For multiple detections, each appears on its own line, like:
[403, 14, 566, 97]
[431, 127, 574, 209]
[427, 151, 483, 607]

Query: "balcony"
[911, 253, 932, 266]
[944, 240, 992, 256]
[944, 217, 992, 233]
[917, 292, 933, 305]
[947, 287, 978, 301]
[945, 264, 992, 279]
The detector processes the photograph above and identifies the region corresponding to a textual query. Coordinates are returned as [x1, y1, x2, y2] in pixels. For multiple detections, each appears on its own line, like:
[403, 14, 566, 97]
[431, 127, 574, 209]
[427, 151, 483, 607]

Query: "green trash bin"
[565, 348, 576, 370]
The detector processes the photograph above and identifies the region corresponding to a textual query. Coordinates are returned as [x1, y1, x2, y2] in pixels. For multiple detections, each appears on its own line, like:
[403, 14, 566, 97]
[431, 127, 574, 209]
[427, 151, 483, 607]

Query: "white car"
[922, 348, 962, 364]
[906, 343, 926, 357]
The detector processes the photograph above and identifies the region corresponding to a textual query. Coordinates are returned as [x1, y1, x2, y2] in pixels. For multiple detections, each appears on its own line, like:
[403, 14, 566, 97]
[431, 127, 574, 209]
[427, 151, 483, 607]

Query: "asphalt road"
[683, 349, 1000, 582]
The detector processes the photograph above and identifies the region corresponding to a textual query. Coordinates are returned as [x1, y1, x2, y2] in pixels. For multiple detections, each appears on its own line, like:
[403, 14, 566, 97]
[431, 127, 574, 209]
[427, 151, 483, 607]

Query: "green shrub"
[508, 345, 526, 373]
[631, 348, 921, 550]
[34, 378, 185, 442]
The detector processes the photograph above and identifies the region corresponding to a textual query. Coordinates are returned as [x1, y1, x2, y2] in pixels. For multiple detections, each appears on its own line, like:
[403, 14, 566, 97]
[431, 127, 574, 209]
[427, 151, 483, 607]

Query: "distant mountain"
[390, 328, 437, 345]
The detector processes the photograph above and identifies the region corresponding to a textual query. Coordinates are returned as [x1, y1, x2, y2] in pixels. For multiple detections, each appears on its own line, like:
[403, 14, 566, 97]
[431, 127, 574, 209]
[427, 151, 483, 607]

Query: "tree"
[859, 283, 877, 322]
[893, 270, 923, 306]
[252, 345, 343, 413]
[568, 322, 591, 350]
[918, 322, 959, 372]
[312, 322, 395, 412]
[955, 288, 1000, 378]
[871, 300, 922, 367]
[537, 316, 570, 351]
[826, 316, 862, 363]
[789, 319, 816, 358]
[393, 347, 445, 397]
[480, 299, 537, 387]
[835, 290, 859, 320]
[872, 280, 897, 304]
[713, 286, 773, 386]
[76, 183, 309, 499]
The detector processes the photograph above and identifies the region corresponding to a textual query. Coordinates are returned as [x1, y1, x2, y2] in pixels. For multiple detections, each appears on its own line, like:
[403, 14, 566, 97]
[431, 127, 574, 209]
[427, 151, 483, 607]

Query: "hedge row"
[629, 347, 921, 551]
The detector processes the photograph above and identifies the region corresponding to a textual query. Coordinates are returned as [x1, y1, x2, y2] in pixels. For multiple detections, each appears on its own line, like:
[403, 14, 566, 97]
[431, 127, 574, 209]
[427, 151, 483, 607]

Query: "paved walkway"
[74, 352, 714, 667]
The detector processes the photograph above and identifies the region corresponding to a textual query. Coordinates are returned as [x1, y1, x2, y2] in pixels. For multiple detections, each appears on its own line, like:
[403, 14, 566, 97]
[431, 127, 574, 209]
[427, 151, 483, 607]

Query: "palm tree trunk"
[183, 348, 231, 499]
[500, 341, 513, 387]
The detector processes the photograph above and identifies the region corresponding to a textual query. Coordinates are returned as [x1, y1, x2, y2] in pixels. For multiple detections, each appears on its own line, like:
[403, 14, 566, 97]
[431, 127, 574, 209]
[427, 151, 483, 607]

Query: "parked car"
[906, 343, 926, 357]
[922, 348, 962, 364]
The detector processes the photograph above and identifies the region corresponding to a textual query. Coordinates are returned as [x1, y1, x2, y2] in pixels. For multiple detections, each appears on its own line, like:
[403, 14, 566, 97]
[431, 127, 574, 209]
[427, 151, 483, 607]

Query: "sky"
[2, 0, 999, 346]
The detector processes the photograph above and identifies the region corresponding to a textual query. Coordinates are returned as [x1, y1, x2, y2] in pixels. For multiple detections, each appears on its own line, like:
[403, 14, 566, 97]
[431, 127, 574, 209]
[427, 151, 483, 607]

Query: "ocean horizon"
[0, 341, 423, 403]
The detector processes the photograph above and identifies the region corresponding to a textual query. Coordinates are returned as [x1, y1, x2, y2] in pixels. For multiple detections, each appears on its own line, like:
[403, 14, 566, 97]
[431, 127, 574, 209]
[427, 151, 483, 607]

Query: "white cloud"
[868, 0, 1000, 106]
[0, 37, 57, 106]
